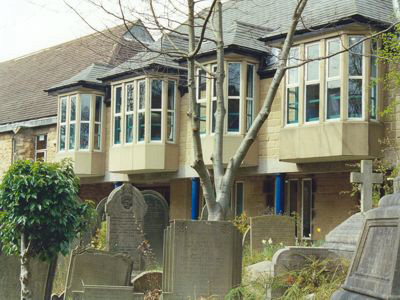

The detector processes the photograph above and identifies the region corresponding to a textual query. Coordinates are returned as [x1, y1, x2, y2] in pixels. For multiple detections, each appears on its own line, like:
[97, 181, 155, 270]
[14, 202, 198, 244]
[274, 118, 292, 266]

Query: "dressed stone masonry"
[162, 220, 242, 300]
[332, 178, 400, 299]
[350, 160, 383, 212]
[105, 183, 147, 268]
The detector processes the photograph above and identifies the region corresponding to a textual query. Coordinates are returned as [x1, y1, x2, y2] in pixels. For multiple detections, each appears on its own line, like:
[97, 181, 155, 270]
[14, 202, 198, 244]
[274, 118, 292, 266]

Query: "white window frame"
[197, 69, 207, 135]
[227, 62, 241, 133]
[93, 95, 103, 151]
[59, 96, 68, 152]
[211, 64, 217, 134]
[325, 38, 342, 121]
[304, 42, 321, 124]
[35, 134, 47, 161]
[79, 94, 91, 151]
[167, 80, 177, 143]
[347, 35, 365, 120]
[68, 95, 77, 150]
[113, 86, 123, 146]
[246, 63, 255, 131]
[137, 80, 146, 143]
[150, 79, 163, 142]
[125, 82, 135, 144]
[370, 40, 379, 121]
[285, 47, 300, 126]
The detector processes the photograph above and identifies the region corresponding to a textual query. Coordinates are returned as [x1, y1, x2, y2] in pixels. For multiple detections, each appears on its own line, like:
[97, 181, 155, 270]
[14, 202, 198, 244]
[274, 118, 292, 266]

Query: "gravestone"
[132, 270, 162, 293]
[142, 190, 169, 264]
[106, 183, 147, 267]
[250, 215, 295, 254]
[82, 285, 143, 300]
[64, 248, 133, 299]
[0, 254, 50, 300]
[162, 220, 242, 299]
[332, 187, 400, 299]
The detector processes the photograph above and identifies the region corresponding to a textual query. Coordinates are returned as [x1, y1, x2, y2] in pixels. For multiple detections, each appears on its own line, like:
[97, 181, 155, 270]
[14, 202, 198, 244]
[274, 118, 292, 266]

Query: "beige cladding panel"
[169, 179, 191, 220]
[55, 150, 105, 177]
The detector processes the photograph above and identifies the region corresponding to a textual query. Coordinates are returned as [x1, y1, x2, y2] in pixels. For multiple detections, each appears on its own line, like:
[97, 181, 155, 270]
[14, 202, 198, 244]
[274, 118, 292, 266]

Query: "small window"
[59, 97, 67, 151]
[246, 64, 255, 130]
[125, 83, 135, 143]
[348, 36, 364, 119]
[35, 135, 47, 161]
[286, 48, 299, 124]
[114, 87, 122, 145]
[94, 96, 103, 150]
[151, 80, 163, 141]
[80, 94, 91, 149]
[305, 43, 320, 122]
[167, 81, 176, 142]
[137, 81, 146, 142]
[228, 62, 241, 132]
[326, 39, 341, 120]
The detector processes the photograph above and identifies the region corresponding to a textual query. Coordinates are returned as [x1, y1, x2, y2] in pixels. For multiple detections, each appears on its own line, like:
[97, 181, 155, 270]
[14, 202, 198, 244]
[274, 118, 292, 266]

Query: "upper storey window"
[348, 36, 364, 119]
[246, 64, 255, 131]
[112, 78, 177, 145]
[197, 70, 207, 135]
[305, 43, 320, 122]
[58, 93, 104, 152]
[286, 47, 299, 124]
[370, 41, 378, 120]
[326, 39, 341, 120]
[228, 62, 241, 132]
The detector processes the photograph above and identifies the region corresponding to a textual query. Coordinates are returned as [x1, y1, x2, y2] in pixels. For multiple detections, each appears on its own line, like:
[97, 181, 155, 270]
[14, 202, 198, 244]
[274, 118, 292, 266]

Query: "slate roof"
[0, 22, 152, 125]
[46, 63, 113, 92]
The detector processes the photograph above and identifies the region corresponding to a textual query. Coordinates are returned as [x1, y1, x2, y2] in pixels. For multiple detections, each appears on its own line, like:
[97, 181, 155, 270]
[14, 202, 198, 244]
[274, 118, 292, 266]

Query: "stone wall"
[0, 132, 13, 178]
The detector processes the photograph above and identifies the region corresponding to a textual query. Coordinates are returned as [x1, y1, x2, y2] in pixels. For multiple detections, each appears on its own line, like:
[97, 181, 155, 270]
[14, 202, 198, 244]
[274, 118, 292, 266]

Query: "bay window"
[228, 62, 241, 132]
[138, 80, 146, 142]
[151, 80, 163, 141]
[167, 81, 176, 142]
[69, 96, 77, 150]
[305, 43, 320, 122]
[246, 64, 255, 130]
[80, 94, 91, 150]
[125, 83, 134, 143]
[59, 96, 67, 151]
[348, 36, 363, 119]
[197, 70, 207, 134]
[114, 87, 122, 145]
[326, 39, 341, 120]
[286, 48, 299, 124]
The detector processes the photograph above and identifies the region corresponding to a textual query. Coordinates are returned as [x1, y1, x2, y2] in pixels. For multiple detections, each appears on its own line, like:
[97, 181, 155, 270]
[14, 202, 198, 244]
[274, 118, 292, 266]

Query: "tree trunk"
[20, 232, 32, 300]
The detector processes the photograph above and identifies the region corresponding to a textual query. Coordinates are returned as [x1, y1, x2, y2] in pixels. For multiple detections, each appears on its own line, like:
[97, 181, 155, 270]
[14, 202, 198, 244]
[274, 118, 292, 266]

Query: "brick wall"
[79, 182, 114, 204]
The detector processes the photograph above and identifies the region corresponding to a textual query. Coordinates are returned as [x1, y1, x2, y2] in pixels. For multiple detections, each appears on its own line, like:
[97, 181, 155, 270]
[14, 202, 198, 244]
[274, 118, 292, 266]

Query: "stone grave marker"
[250, 215, 295, 254]
[64, 248, 133, 299]
[0, 254, 50, 300]
[106, 183, 147, 267]
[132, 270, 162, 293]
[332, 188, 400, 299]
[162, 220, 242, 299]
[142, 190, 169, 264]
[350, 159, 383, 212]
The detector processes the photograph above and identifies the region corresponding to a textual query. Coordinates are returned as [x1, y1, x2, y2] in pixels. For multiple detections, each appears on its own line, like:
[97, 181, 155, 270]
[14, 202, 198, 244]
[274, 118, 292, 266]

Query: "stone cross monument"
[350, 160, 383, 212]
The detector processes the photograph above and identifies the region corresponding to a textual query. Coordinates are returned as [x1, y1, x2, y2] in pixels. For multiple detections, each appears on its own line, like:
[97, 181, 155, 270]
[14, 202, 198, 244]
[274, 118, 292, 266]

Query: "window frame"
[79, 94, 92, 151]
[246, 63, 255, 131]
[285, 47, 300, 126]
[94, 95, 104, 151]
[68, 95, 77, 150]
[347, 35, 365, 120]
[58, 96, 68, 152]
[125, 82, 135, 144]
[304, 42, 321, 123]
[167, 80, 177, 143]
[137, 80, 146, 143]
[325, 38, 342, 121]
[150, 79, 163, 142]
[211, 64, 217, 134]
[227, 62, 241, 133]
[196, 69, 208, 135]
[113, 86, 123, 146]
[370, 40, 378, 121]
[35, 134, 47, 162]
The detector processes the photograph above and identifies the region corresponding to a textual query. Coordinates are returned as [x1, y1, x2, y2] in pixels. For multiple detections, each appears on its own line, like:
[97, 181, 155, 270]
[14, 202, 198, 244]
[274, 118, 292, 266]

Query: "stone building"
[0, 0, 397, 240]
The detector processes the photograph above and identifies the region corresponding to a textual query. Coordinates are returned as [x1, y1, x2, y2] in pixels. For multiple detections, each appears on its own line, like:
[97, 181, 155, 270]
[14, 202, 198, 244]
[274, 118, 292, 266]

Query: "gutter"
[0, 116, 57, 133]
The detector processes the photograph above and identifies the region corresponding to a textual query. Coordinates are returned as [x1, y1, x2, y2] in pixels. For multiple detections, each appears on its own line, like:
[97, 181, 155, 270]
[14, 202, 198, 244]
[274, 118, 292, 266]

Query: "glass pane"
[228, 98, 240, 132]
[246, 99, 253, 131]
[115, 87, 122, 114]
[138, 113, 145, 142]
[287, 87, 299, 124]
[151, 111, 162, 141]
[168, 81, 175, 110]
[306, 84, 320, 122]
[212, 65, 217, 98]
[125, 115, 133, 143]
[198, 70, 207, 99]
[59, 125, 66, 150]
[167, 112, 175, 142]
[247, 64, 254, 98]
[198, 103, 206, 134]
[349, 36, 363, 77]
[70, 96, 77, 122]
[94, 124, 101, 150]
[80, 94, 91, 121]
[370, 85, 377, 119]
[288, 48, 299, 84]
[327, 80, 341, 119]
[328, 40, 340, 78]
[69, 124, 75, 150]
[236, 182, 244, 216]
[36, 152, 45, 162]
[95, 96, 102, 122]
[302, 180, 312, 238]
[211, 100, 217, 133]
[114, 116, 121, 144]
[306, 44, 319, 81]
[80, 123, 89, 149]
[36, 135, 47, 150]
[60, 97, 67, 123]
[139, 81, 146, 110]
[151, 80, 162, 109]
[348, 79, 362, 118]
[126, 84, 134, 112]
[228, 63, 241, 97]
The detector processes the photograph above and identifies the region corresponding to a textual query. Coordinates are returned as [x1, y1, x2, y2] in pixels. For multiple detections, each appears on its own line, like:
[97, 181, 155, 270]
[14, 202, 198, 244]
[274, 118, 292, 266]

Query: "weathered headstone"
[350, 160, 383, 212]
[0, 255, 50, 300]
[64, 249, 133, 299]
[106, 183, 147, 267]
[132, 270, 162, 293]
[162, 220, 242, 299]
[332, 190, 400, 299]
[142, 190, 169, 264]
[250, 215, 295, 254]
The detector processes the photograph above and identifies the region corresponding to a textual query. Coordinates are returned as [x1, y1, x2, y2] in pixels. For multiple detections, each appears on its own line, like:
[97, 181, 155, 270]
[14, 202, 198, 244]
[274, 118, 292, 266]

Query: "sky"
[0, 0, 213, 63]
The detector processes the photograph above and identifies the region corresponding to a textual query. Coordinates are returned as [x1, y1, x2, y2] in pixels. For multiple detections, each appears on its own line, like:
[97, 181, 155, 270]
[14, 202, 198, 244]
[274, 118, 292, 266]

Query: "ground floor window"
[35, 134, 47, 161]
